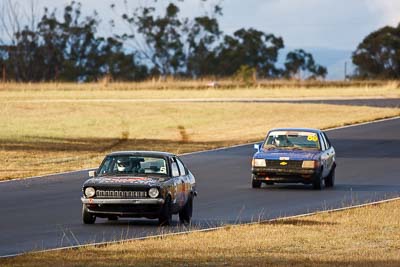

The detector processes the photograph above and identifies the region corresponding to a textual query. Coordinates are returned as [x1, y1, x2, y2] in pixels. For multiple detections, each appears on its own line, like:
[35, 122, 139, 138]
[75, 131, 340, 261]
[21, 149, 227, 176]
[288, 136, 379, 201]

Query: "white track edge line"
[1, 196, 399, 259]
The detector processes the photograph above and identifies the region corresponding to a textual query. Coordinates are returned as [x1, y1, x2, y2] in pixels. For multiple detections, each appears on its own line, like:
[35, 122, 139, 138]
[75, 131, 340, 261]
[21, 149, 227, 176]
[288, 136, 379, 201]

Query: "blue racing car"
[251, 128, 336, 190]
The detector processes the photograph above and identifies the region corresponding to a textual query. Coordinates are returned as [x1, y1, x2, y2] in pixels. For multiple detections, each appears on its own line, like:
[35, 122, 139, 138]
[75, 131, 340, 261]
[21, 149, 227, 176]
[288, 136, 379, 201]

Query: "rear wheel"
[179, 194, 193, 225]
[82, 205, 96, 224]
[325, 168, 335, 188]
[251, 175, 262, 188]
[158, 197, 172, 226]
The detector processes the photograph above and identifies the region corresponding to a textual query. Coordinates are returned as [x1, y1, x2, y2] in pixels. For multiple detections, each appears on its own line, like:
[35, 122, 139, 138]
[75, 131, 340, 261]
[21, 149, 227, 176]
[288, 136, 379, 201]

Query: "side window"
[323, 132, 331, 148]
[319, 133, 327, 151]
[99, 157, 112, 174]
[176, 158, 187, 176]
[170, 162, 180, 177]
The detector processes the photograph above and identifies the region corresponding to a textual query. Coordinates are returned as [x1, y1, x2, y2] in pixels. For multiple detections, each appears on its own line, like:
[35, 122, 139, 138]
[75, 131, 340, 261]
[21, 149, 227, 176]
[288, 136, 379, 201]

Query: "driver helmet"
[116, 158, 132, 172]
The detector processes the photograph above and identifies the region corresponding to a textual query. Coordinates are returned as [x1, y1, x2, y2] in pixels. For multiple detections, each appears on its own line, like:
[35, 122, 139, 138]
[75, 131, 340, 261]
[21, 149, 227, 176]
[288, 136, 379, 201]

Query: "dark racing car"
[251, 128, 336, 190]
[81, 151, 196, 225]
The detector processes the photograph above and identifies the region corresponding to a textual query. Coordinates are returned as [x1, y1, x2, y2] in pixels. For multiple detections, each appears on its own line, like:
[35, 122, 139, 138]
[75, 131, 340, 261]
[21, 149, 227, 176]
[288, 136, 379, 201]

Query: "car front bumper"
[81, 197, 165, 218]
[81, 197, 164, 205]
[252, 167, 321, 184]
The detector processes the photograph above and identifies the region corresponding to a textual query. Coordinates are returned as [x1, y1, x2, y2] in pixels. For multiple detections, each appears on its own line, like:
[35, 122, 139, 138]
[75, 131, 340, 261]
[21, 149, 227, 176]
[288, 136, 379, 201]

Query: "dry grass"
[1, 97, 399, 180]
[0, 79, 399, 91]
[2, 199, 399, 266]
[0, 81, 399, 101]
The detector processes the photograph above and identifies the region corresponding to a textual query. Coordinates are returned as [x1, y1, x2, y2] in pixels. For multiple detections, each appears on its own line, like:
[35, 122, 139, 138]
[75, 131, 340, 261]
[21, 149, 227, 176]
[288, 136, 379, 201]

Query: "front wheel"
[179, 194, 193, 225]
[312, 173, 324, 190]
[158, 197, 172, 226]
[82, 204, 96, 224]
[325, 168, 335, 188]
[251, 175, 262, 188]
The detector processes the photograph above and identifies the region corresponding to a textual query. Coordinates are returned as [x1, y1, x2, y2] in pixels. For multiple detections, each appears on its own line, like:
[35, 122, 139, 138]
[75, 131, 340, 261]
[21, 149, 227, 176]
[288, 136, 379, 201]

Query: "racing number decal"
[160, 167, 166, 174]
[307, 135, 318, 142]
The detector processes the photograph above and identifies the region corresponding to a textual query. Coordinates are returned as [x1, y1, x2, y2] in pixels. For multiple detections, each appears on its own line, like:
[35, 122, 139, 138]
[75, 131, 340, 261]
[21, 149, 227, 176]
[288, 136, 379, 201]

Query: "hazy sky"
[14, 0, 400, 51]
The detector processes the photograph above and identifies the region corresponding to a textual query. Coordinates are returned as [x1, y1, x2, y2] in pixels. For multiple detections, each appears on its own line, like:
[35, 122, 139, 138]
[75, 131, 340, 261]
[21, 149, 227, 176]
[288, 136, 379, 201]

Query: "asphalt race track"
[13, 98, 400, 108]
[1, 117, 400, 257]
[181, 98, 400, 108]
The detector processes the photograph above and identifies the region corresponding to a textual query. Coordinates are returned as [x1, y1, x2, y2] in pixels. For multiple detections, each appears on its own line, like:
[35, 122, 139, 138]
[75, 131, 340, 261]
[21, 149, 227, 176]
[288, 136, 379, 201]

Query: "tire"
[179, 194, 193, 225]
[82, 204, 96, 224]
[251, 175, 262, 188]
[312, 172, 324, 190]
[325, 168, 335, 188]
[158, 196, 172, 226]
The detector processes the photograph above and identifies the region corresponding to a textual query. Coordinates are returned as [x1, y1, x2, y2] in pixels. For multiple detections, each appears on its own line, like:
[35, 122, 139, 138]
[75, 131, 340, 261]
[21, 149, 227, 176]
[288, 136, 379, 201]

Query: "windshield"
[98, 155, 168, 176]
[263, 131, 321, 150]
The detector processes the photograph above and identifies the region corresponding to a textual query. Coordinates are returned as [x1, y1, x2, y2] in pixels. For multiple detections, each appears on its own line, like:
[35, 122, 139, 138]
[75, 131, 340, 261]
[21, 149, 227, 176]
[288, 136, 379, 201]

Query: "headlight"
[148, 187, 159, 198]
[84, 187, 96, 198]
[302, 160, 318, 169]
[252, 158, 266, 167]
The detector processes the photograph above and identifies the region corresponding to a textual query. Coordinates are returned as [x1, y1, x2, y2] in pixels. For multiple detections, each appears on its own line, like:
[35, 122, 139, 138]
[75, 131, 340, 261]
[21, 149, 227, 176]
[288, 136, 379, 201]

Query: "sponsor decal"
[279, 157, 290, 160]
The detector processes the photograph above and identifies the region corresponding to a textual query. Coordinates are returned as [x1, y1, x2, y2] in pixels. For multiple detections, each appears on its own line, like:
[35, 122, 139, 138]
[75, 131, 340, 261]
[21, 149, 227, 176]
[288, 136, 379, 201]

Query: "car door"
[318, 132, 330, 178]
[322, 132, 335, 171]
[176, 157, 191, 204]
[171, 156, 188, 210]
[169, 157, 182, 212]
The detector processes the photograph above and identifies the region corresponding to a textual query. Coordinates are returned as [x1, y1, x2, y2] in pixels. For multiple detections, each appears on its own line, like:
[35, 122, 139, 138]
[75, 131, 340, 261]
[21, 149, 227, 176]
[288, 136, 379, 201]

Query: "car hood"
[254, 149, 321, 161]
[83, 176, 162, 187]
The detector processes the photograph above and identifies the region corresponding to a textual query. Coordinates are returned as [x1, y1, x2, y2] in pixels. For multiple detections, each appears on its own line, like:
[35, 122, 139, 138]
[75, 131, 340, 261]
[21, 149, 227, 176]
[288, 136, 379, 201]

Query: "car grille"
[96, 190, 147, 199]
[265, 160, 303, 169]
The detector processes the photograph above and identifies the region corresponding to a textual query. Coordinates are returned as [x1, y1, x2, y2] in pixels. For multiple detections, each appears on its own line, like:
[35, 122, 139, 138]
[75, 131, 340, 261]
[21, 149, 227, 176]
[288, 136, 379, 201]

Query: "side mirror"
[254, 143, 261, 152]
[88, 170, 96, 178]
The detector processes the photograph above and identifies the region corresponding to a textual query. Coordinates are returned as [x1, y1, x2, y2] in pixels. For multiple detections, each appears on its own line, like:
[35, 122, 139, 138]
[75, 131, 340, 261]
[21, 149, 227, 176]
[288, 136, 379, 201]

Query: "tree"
[119, 2, 185, 76]
[0, 1, 147, 82]
[352, 23, 400, 79]
[185, 14, 222, 77]
[0, 0, 40, 81]
[97, 37, 148, 81]
[117, 0, 222, 77]
[37, 2, 108, 81]
[0, 0, 327, 82]
[214, 28, 284, 78]
[284, 49, 327, 79]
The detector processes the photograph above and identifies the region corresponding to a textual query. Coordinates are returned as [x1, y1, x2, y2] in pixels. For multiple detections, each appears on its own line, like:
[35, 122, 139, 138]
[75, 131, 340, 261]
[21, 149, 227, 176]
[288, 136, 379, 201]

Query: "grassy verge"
[2, 199, 399, 266]
[1, 98, 399, 180]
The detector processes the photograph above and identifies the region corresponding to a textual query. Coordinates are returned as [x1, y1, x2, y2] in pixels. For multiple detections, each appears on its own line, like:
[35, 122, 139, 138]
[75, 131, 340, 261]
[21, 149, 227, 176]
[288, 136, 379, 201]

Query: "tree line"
[1, 0, 329, 82]
[352, 23, 400, 79]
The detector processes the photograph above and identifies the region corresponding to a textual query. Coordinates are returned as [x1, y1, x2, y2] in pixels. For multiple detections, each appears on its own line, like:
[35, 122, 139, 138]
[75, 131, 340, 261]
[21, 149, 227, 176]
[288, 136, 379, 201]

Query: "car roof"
[107, 151, 176, 157]
[268, 128, 322, 134]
